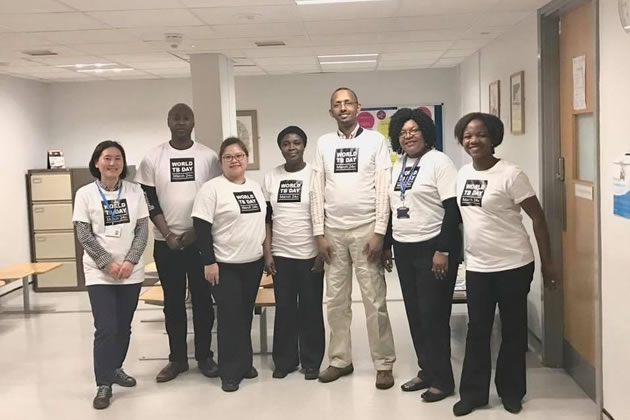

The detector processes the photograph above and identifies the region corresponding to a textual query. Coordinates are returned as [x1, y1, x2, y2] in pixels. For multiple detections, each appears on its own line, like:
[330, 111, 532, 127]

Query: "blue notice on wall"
[613, 155, 630, 219]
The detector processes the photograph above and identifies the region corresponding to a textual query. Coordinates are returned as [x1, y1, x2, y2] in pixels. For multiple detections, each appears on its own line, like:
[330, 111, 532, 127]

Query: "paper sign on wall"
[573, 55, 586, 111]
[613, 153, 630, 219]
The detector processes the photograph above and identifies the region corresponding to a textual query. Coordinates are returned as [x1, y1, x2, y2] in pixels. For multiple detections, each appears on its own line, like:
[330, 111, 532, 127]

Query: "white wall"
[0, 75, 49, 268]
[47, 68, 460, 183]
[457, 13, 544, 339]
[599, 1, 630, 418]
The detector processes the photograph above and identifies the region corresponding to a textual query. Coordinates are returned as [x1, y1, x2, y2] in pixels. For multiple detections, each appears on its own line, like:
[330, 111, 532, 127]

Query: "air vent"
[22, 49, 58, 57]
[255, 41, 286, 47]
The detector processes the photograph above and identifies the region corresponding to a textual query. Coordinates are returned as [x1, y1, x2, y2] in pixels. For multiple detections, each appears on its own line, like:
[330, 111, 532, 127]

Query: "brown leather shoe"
[156, 361, 189, 383]
[318, 364, 354, 383]
[376, 370, 394, 389]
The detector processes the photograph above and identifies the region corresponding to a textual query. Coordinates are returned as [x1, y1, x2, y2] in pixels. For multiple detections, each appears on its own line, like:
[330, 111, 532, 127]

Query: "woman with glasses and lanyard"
[192, 137, 266, 392]
[73, 140, 149, 409]
[382, 108, 462, 403]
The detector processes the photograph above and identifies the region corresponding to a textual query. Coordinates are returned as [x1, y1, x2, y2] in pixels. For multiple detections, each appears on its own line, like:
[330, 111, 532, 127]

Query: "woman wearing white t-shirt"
[262, 126, 325, 380]
[382, 108, 462, 403]
[452, 113, 557, 417]
[192, 137, 266, 392]
[72, 141, 149, 410]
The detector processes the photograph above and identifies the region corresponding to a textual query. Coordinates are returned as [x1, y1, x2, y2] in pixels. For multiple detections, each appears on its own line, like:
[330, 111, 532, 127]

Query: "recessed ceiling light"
[296, 0, 386, 4]
[318, 53, 378, 59]
[320, 60, 377, 65]
[56, 63, 134, 73]
[77, 68, 134, 74]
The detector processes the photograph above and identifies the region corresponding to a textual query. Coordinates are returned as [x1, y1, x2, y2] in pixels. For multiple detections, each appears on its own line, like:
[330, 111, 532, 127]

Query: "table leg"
[22, 276, 31, 313]
[260, 307, 268, 354]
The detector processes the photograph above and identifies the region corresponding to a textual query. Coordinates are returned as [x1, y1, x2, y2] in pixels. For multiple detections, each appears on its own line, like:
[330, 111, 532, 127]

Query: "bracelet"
[437, 251, 449, 257]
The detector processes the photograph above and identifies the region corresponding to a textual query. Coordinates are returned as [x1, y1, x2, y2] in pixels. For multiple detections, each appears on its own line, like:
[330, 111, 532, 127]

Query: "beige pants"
[324, 222, 396, 371]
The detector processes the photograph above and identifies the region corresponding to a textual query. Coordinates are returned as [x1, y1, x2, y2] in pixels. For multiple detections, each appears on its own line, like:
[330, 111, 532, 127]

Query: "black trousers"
[212, 259, 264, 382]
[272, 256, 325, 372]
[459, 262, 535, 404]
[153, 240, 214, 363]
[88, 283, 142, 386]
[394, 239, 459, 392]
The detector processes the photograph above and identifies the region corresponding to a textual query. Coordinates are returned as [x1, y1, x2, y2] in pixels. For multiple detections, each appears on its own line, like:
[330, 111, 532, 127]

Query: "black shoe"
[400, 377, 429, 392]
[198, 357, 219, 378]
[304, 368, 319, 380]
[421, 389, 453, 403]
[112, 368, 136, 387]
[243, 367, 258, 379]
[273, 366, 297, 379]
[502, 399, 522, 414]
[156, 361, 189, 383]
[221, 380, 240, 392]
[92, 385, 112, 410]
[453, 400, 486, 417]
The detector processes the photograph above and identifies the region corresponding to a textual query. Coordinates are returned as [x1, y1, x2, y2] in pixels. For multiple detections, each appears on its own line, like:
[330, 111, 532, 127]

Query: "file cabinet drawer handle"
[37, 237, 47, 242]
[34, 208, 45, 213]
[32, 178, 42, 184]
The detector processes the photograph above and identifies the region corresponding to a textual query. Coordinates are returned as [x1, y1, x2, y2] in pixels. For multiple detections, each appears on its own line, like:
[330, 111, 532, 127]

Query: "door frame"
[538, 0, 602, 416]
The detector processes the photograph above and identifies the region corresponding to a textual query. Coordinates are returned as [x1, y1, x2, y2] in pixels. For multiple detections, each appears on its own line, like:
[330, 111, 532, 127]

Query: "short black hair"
[219, 136, 249, 159]
[454, 112, 504, 147]
[89, 140, 128, 179]
[277, 126, 307, 148]
[168, 103, 194, 118]
[330, 87, 359, 106]
[388, 108, 436, 154]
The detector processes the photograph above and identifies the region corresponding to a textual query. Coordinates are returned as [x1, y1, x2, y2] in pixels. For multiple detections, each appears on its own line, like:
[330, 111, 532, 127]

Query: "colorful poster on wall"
[357, 105, 444, 163]
[613, 153, 630, 219]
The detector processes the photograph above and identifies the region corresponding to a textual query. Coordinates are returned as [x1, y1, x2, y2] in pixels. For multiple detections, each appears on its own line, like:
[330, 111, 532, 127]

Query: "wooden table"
[0, 262, 62, 313]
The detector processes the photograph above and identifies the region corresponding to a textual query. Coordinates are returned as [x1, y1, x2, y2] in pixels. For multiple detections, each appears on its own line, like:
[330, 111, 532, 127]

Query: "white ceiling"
[0, 0, 549, 82]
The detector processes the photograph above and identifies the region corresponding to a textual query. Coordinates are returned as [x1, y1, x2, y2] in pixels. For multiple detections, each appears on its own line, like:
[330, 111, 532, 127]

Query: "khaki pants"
[324, 222, 396, 371]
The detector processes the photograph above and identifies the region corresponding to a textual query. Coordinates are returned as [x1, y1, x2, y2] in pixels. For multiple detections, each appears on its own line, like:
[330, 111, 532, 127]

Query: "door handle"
[557, 157, 565, 182]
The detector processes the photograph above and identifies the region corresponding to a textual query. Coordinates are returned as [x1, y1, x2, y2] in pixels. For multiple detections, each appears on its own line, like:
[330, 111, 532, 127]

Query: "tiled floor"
[0, 274, 596, 420]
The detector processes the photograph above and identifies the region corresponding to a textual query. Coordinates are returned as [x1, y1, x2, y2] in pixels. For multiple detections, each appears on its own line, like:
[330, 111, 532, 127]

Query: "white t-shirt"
[389, 149, 458, 243]
[312, 129, 392, 230]
[456, 160, 536, 272]
[263, 163, 317, 259]
[192, 176, 266, 264]
[72, 180, 150, 286]
[135, 141, 221, 240]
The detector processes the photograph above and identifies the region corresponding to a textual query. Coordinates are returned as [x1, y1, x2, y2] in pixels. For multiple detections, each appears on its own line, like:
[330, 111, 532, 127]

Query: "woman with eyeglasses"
[382, 108, 462, 403]
[192, 137, 266, 392]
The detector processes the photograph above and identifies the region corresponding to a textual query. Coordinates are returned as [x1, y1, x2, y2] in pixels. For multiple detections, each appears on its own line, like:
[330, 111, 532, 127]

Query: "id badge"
[105, 226, 122, 238]
[397, 206, 410, 219]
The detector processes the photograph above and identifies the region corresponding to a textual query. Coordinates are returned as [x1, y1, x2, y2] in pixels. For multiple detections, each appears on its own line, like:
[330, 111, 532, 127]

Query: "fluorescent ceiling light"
[320, 60, 377, 65]
[296, 0, 385, 5]
[56, 63, 134, 73]
[318, 53, 378, 59]
[77, 68, 134, 73]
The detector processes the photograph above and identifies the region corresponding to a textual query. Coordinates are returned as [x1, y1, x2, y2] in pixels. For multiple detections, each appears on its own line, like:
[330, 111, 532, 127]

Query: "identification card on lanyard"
[396, 155, 420, 219]
[96, 181, 123, 237]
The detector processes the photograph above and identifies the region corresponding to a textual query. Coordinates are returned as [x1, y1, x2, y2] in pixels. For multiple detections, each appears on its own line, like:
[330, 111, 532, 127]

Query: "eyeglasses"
[332, 100, 357, 110]
[399, 127, 421, 138]
[222, 153, 246, 162]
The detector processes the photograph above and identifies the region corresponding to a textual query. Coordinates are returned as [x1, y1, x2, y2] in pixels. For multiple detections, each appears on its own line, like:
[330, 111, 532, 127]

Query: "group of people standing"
[74, 87, 556, 417]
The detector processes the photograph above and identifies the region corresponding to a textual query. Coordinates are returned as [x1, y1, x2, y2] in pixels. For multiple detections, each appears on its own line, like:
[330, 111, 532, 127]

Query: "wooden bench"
[139, 271, 276, 354]
[0, 262, 62, 313]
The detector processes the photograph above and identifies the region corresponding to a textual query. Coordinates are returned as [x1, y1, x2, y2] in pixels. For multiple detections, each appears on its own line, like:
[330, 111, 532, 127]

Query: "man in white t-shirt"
[311, 87, 396, 389]
[136, 103, 222, 383]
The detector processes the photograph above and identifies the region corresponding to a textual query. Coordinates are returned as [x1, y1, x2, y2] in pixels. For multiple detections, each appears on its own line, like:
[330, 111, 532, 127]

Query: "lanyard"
[397, 154, 420, 202]
[96, 181, 123, 221]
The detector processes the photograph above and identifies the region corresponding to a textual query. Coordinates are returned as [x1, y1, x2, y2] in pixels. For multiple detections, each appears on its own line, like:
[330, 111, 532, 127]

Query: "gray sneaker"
[93, 385, 112, 410]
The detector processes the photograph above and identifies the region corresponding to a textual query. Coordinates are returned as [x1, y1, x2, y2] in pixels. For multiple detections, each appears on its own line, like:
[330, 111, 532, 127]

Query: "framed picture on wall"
[489, 80, 500, 117]
[510, 71, 525, 134]
[236, 110, 260, 170]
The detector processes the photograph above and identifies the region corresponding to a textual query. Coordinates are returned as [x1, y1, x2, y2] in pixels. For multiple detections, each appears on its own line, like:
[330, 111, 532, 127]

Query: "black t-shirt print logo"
[277, 180, 303, 203]
[460, 180, 488, 207]
[394, 167, 420, 191]
[334, 147, 359, 173]
[102, 198, 130, 226]
[233, 191, 261, 214]
[170, 158, 195, 182]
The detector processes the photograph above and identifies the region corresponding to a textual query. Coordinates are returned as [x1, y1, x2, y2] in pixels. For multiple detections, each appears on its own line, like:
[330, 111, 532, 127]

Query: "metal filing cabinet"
[27, 168, 94, 291]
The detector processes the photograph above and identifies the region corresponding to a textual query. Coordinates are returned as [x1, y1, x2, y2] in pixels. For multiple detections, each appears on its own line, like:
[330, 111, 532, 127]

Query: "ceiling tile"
[59, 0, 183, 11]
[126, 26, 216, 41]
[182, 0, 293, 6]
[398, 0, 498, 16]
[73, 42, 165, 55]
[297, 1, 399, 21]
[127, 61, 189, 70]
[450, 39, 490, 49]
[102, 52, 180, 63]
[311, 45, 385, 55]
[23, 54, 109, 66]
[0, 13, 108, 32]
[380, 51, 443, 61]
[394, 14, 477, 31]
[441, 48, 479, 58]
[378, 57, 437, 66]
[145, 67, 190, 75]
[0, 0, 73, 13]
[495, 0, 550, 11]
[253, 56, 316, 66]
[381, 41, 454, 52]
[303, 18, 398, 35]
[192, 6, 300, 25]
[0, 33, 53, 50]
[377, 63, 431, 71]
[210, 23, 304, 38]
[233, 66, 266, 76]
[87, 9, 204, 28]
[480, 11, 531, 26]
[35, 29, 140, 45]
[381, 30, 464, 43]
[433, 57, 465, 67]
[242, 46, 314, 58]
